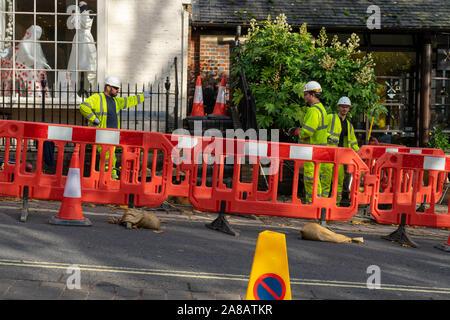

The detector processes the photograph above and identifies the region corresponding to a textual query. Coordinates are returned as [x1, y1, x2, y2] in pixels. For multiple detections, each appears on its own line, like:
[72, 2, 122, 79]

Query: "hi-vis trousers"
[303, 161, 323, 204]
[320, 163, 345, 204]
[96, 145, 118, 179]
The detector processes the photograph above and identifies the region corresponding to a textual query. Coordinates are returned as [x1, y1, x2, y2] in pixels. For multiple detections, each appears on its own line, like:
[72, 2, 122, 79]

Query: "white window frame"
[0, 0, 103, 100]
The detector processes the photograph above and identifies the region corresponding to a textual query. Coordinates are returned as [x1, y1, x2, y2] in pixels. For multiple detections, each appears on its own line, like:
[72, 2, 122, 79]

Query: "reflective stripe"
[330, 114, 336, 135]
[423, 157, 446, 171]
[137, 95, 142, 104]
[96, 130, 120, 145]
[123, 97, 128, 109]
[177, 136, 198, 149]
[99, 93, 104, 114]
[48, 126, 73, 141]
[86, 112, 95, 120]
[304, 176, 314, 181]
[81, 101, 93, 109]
[302, 125, 316, 134]
[245, 142, 268, 157]
[289, 146, 313, 160]
[330, 132, 339, 137]
[351, 141, 358, 146]
[312, 104, 325, 128]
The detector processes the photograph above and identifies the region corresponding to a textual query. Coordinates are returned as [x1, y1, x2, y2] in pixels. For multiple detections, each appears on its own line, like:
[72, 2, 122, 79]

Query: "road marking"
[0, 258, 449, 295]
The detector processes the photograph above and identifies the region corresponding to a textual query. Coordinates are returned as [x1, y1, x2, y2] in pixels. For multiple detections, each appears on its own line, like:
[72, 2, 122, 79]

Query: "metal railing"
[0, 58, 180, 134]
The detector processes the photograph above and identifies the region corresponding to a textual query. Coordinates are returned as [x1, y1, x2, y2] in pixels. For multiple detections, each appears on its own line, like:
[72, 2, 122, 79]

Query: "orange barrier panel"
[169, 135, 369, 222]
[370, 152, 450, 228]
[0, 120, 178, 208]
[357, 145, 445, 206]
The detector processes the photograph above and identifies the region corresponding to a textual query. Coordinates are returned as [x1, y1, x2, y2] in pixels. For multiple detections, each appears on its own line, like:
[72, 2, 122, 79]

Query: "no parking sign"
[246, 231, 291, 300]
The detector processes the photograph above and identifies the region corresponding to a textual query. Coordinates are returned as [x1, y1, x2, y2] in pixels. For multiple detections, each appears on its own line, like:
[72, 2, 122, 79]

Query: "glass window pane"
[56, 43, 71, 69]
[15, 14, 35, 40]
[37, 0, 55, 13]
[57, 14, 75, 42]
[16, 1, 34, 12]
[36, 15, 55, 41]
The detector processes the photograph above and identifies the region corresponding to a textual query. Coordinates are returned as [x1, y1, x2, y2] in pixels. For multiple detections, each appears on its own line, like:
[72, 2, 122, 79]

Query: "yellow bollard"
[246, 230, 291, 300]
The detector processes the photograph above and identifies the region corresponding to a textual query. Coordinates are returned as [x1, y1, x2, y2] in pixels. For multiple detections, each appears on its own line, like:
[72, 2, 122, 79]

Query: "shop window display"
[0, 0, 97, 97]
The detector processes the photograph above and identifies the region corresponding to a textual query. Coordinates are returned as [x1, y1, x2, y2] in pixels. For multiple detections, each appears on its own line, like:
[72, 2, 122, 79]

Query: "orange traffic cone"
[435, 233, 450, 252]
[49, 144, 91, 226]
[189, 76, 206, 118]
[209, 75, 230, 119]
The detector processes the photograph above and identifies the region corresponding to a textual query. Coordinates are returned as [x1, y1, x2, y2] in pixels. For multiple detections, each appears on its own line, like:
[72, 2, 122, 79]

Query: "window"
[0, 0, 97, 98]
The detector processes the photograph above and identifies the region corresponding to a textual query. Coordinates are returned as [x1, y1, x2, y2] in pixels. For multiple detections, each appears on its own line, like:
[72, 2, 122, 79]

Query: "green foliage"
[427, 126, 450, 152]
[231, 14, 385, 130]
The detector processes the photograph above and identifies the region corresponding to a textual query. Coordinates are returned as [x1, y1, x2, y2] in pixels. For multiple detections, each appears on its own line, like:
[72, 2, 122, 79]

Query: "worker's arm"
[79, 94, 101, 126]
[116, 93, 145, 111]
[298, 108, 318, 142]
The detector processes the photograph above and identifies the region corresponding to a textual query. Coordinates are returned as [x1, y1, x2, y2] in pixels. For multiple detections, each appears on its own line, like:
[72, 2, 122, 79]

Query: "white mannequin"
[15, 25, 50, 70]
[6, 25, 50, 97]
[67, 1, 97, 92]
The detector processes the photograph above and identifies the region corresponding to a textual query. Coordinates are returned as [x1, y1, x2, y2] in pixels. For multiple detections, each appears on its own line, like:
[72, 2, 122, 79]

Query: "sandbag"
[109, 209, 160, 230]
[300, 223, 363, 243]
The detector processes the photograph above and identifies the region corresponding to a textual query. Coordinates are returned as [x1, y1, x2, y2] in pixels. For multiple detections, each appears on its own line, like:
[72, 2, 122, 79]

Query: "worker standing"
[298, 81, 328, 204]
[79, 75, 150, 179]
[321, 96, 359, 205]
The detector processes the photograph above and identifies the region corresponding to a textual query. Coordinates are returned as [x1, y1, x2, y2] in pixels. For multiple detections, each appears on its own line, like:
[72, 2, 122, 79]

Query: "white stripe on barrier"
[410, 149, 422, 154]
[386, 148, 399, 153]
[48, 126, 73, 141]
[289, 146, 313, 160]
[95, 130, 120, 145]
[244, 142, 268, 157]
[177, 136, 198, 149]
[423, 156, 446, 171]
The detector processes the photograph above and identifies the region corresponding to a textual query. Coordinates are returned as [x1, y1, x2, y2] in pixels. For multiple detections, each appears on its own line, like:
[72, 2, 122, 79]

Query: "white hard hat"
[104, 75, 121, 89]
[303, 81, 322, 93]
[337, 96, 351, 106]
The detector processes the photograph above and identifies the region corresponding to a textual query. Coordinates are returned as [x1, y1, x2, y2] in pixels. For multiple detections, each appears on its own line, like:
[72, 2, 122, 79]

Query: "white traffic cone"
[49, 144, 91, 226]
[209, 75, 229, 119]
[189, 76, 206, 118]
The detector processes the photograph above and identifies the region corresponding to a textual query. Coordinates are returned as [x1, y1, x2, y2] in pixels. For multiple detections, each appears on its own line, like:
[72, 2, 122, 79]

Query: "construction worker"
[298, 81, 328, 204]
[79, 75, 150, 179]
[320, 96, 359, 205]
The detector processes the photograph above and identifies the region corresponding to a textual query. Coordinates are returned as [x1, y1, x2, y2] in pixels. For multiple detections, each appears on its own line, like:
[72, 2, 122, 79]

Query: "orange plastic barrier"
[0, 120, 180, 208]
[357, 145, 445, 206]
[169, 135, 369, 222]
[370, 152, 450, 228]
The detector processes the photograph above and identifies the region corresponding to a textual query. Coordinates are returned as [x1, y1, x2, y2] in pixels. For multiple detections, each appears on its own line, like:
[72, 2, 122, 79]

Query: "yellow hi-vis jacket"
[326, 113, 359, 151]
[298, 102, 328, 145]
[79, 92, 145, 129]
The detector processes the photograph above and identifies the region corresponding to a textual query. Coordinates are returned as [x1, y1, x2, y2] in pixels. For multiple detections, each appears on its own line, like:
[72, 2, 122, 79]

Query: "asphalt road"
[0, 199, 449, 300]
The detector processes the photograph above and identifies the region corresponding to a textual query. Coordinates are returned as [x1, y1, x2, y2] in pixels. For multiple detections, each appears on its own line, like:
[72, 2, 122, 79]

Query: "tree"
[231, 14, 386, 135]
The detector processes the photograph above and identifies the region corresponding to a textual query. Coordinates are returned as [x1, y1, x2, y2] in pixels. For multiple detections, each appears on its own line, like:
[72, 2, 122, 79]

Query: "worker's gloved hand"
[143, 90, 151, 99]
[288, 127, 300, 137]
[93, 118, 100, 126]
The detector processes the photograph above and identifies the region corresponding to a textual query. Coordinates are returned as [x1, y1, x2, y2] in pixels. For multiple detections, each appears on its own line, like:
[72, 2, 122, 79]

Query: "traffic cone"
[208, 75, 230, 119]
[49, 144, 91, 226]
[246, 231, 291, 300]
[189, 76, 206, 118]
[435, 233, 450, 252]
